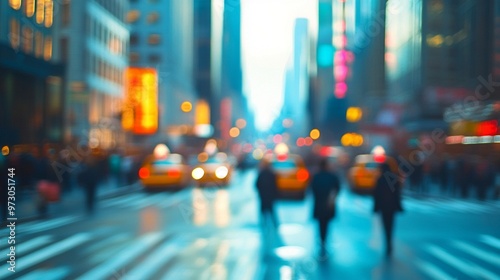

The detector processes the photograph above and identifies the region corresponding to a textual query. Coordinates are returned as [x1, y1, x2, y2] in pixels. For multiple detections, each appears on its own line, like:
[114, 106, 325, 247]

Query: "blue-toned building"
[128, 0, 197, 142]
[58, 0, 129, 148]
[0, 0, 65, 146]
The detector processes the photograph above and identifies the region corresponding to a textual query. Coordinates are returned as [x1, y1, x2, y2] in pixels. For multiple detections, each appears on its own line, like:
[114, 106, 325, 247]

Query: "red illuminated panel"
[477, 120, 498, 136]
[124, 68, 158, 135]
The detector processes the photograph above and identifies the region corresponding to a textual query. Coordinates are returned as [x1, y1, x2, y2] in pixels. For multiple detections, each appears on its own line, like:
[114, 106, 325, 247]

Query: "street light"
[181, 101, 192, 113]
[310, 129, 320, 140]
[229, 127, 240, 138]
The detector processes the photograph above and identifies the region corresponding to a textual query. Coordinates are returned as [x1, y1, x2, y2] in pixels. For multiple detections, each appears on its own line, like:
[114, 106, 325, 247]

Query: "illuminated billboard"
[123, 67, 158, 135]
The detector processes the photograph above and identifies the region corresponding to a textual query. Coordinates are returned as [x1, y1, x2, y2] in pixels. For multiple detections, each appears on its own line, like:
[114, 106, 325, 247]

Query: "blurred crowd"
[405, 154, 499, 200]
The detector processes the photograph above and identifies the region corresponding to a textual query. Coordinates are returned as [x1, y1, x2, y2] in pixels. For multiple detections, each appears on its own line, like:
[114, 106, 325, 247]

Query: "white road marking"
[0, 233, 92, 279]
[453, 240, 500, 265]
[18, 267, 71, 280]
[20, 215, 81, 234]
[77, 232, 164, 280]
[480, 235, 500, 250]
[82, 232, 131, 255]
[426, 245, 499, 280]
[127, 237, 188, 279]
[416, 260, 456, 280]
[100, 193, 146, 208]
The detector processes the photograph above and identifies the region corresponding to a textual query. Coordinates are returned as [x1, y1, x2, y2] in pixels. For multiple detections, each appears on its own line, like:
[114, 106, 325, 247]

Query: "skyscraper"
[0, 0, 65, 145]
[128, 0, 197, 141]
[60, 0, 129, 147]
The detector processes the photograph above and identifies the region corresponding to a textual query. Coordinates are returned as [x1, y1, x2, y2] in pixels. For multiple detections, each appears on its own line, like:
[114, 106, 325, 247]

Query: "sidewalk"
[13, 178, 142, 223]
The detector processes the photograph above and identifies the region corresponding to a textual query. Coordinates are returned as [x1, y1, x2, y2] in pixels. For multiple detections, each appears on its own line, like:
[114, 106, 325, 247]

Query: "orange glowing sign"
[123, 67, 158, 134]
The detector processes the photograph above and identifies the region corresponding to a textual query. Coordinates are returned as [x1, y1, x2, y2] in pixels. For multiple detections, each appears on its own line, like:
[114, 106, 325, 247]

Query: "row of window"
[87, 54, 124, 86]
[95, 0, 127, 22]
[129, 52, 162, 64]
[126, 10, 160, 24]
[86, 17, 128, 56]
[9, 18, 52, 60]
[9, 0, 54, 28]
[130, 33, 161, 45]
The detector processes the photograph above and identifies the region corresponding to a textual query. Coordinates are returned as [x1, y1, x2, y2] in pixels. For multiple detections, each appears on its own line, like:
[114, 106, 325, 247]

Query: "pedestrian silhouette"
[78, 154, 101, 215]
[373, 162, 403, 257]
[311, 158, 340, 257]
[255, 159, 279, 227]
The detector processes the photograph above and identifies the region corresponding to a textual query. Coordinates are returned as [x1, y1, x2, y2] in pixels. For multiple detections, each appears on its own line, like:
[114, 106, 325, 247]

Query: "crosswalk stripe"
[0, 233, 92, 279]
[453, 241, 500, 265]
[82, 233, 131, 255]
[77, 232, 164, 280]
[127, 237, 188, 279]
[101, 193, 146, 208]
[20, 215, 81, 234]
[18, 267, 71, 280]
[426, 245, 499, 280]
[444, 201, 486, 213]
[0, 235, 54, 261]
[480, 235, 500, 250]
[416, 260, 455, 280]
[402, 201, 434, 213]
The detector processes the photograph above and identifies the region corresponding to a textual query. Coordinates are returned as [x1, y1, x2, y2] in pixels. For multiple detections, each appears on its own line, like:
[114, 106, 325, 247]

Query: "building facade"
[128, 0, 197, 144]
[60, 0, 129, 148]
[0, 0, 65, 146]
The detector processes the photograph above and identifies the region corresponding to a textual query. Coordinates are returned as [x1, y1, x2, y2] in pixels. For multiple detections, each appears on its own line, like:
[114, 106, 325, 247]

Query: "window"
[45, 0, 53, 27]
[130, 33, 139, 45]
[147, 12, 159, 24]
[149, 54, 161, 63]
[36, 0, 45, 24]
[43, 36, 52, 60]
[126, 10, 140, 23]
[148, 34, 160, 45]
[22, 26, 33, 53]
[35, 31, 43, 57]
[129, 52, 139, 63]
[9, 0, 21, 10]
[9, 18, 20, 49]
[25, 0, 35, 17]
[62, 0, 70, 26]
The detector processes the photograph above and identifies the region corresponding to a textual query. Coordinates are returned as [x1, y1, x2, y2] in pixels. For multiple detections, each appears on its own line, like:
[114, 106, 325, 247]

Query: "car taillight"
[168, 169, 181, 177]
[297, 168, 309, 181]
[139, 167, 150, 179]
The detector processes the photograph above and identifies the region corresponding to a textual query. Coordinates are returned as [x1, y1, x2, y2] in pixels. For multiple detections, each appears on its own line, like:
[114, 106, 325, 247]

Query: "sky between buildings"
[241, 0, 318, 131]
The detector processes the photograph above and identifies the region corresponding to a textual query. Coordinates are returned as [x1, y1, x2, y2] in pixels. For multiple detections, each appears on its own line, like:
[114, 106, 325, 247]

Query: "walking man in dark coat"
[78, 155, 101, 214]
[255, 159, 279, 226]
[311, 158, 341, 256]
[373, 162, 403, 257]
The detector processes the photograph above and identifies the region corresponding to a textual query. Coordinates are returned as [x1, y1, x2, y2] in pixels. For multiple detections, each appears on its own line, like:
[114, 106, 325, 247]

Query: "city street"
[2, 169, 499, 280]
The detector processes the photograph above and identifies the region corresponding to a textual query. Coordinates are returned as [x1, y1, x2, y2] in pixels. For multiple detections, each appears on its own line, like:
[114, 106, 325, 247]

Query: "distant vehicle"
[191, 152, 233, 186]
[268, 143, 310, 198]
[138, 144, 191, 189]
[347, 153, 399, 194]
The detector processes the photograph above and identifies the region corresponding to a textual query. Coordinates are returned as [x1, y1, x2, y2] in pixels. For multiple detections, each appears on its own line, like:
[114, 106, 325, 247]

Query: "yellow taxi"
[138, 144, 191, 189]
[268, 143, 310, 198]
[191, 152, 233, 186]
[347, 147, 399, 193]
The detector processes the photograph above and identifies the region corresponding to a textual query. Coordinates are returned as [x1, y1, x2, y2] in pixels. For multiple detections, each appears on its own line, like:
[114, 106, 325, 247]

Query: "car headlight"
[192, 167, 204, 180]
[215, 166, 229, 179]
